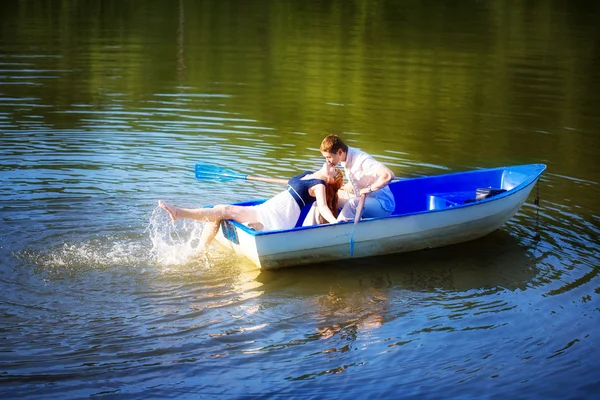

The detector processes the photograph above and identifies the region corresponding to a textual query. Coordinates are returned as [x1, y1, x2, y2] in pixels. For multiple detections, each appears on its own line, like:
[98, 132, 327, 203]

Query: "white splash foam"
[15, 206, 216, 279]
[16, 236, 150, 278]
[147, 206, 208, 266]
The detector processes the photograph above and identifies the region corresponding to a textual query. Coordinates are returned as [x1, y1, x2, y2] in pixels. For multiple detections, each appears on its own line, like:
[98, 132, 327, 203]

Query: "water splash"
[15, 235, 151, 278]
[147, 205, 208, 266]
[13, 206, 215, 279]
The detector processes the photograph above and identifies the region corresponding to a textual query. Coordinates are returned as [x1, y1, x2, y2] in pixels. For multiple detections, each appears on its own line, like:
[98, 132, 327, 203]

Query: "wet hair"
[320, 134, 348, 154]
[320, 168, 344, 224]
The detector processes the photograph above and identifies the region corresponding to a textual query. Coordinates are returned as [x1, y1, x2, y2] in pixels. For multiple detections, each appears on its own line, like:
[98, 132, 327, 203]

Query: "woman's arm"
[311, 184, 338, 224]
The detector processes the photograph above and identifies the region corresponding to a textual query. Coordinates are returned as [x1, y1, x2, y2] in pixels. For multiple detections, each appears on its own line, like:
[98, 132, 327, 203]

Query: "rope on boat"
[533, 180, 541, 241]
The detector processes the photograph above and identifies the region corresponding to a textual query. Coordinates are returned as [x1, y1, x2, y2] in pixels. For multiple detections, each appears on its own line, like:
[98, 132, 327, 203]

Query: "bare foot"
[158, 200, 179, 222]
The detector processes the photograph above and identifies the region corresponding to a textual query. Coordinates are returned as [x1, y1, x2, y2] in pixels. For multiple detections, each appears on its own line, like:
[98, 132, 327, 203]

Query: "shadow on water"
[255, 229, 538, 295]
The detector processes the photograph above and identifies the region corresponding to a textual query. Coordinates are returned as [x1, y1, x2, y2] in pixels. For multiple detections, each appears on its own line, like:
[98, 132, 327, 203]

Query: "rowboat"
[212, 164, 546, 269]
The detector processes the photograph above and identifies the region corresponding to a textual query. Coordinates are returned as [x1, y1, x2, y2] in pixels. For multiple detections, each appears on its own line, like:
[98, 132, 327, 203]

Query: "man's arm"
[358, 164, 394, 196]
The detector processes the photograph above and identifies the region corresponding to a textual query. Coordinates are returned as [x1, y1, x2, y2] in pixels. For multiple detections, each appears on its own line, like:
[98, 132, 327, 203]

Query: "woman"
[158, 162, 344, 250]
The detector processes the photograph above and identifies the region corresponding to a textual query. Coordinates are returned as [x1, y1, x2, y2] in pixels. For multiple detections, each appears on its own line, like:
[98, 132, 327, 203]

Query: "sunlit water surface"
[1, 1, 599, 399]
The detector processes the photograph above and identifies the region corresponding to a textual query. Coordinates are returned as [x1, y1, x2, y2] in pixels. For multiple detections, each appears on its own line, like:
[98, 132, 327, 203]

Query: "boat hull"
[215, 164, 545, 269]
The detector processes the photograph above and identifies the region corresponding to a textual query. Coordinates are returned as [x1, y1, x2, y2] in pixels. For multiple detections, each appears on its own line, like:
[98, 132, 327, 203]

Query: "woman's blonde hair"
[320, 168, 344, 224]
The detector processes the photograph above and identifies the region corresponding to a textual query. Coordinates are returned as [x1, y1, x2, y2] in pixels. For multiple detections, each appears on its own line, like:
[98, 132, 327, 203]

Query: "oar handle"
[246, 176, 289, 185]
[354, 193, 366, 224]
[349, 193, 366, 257]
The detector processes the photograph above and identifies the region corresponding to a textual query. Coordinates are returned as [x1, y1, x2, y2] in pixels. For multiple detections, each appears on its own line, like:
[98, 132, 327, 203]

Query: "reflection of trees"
[2, 1, 598, 175]
[177, 0, 186, 82]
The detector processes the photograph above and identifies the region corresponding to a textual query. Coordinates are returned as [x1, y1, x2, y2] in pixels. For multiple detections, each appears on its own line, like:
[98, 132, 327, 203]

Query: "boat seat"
[429, 188, 507, 209]
[464, 188, 507, 204]
[428, 191, 473, 210]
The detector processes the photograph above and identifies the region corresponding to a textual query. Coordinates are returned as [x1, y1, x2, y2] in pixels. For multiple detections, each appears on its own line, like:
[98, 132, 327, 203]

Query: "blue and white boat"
[213, 164, 546, 269]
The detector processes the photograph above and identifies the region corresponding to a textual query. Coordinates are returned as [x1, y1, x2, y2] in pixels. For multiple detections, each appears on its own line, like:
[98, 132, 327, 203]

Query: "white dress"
[252, 190, 301, 231]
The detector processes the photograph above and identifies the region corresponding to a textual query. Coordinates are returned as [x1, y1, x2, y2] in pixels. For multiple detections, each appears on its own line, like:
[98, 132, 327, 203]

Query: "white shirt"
[341, 147, 395, 212]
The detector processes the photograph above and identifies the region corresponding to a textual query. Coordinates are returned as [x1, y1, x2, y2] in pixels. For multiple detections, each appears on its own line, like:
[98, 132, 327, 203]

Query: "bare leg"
[337, 197, 359, 221]
[159, 200, 228, 222]
[159, 201, 257, 222]
[200, 221, 220, 248]
[200, 218, 262, 250]
[158, 201, 260, 248]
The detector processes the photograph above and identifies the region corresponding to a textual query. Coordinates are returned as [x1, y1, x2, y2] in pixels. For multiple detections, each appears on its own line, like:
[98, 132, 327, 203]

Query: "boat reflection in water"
[253, 229, 538, 343]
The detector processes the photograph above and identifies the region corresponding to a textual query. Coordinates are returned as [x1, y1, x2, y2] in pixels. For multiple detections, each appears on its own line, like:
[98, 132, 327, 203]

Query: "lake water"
[1, 1, 599, 398]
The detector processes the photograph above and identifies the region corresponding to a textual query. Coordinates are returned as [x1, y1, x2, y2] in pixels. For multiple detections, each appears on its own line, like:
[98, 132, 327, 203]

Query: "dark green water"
[1, 1, 599, 398]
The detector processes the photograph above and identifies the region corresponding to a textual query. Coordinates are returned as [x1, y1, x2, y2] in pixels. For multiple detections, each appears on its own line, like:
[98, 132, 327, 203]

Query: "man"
[320, 134, 395, 221]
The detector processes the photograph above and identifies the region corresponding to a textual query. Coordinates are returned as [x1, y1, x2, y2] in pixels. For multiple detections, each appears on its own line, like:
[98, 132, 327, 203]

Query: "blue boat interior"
[225, 164, 546, 236]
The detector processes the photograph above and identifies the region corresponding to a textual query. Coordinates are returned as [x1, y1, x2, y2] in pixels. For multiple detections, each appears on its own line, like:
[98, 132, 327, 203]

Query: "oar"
[349, 193, 366, 257]
[195, 164, 288, 184]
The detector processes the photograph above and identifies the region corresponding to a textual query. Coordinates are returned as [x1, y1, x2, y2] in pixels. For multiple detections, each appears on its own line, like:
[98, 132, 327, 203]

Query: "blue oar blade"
[195, 164, 247, 182]
[195, 170, 236, 182]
